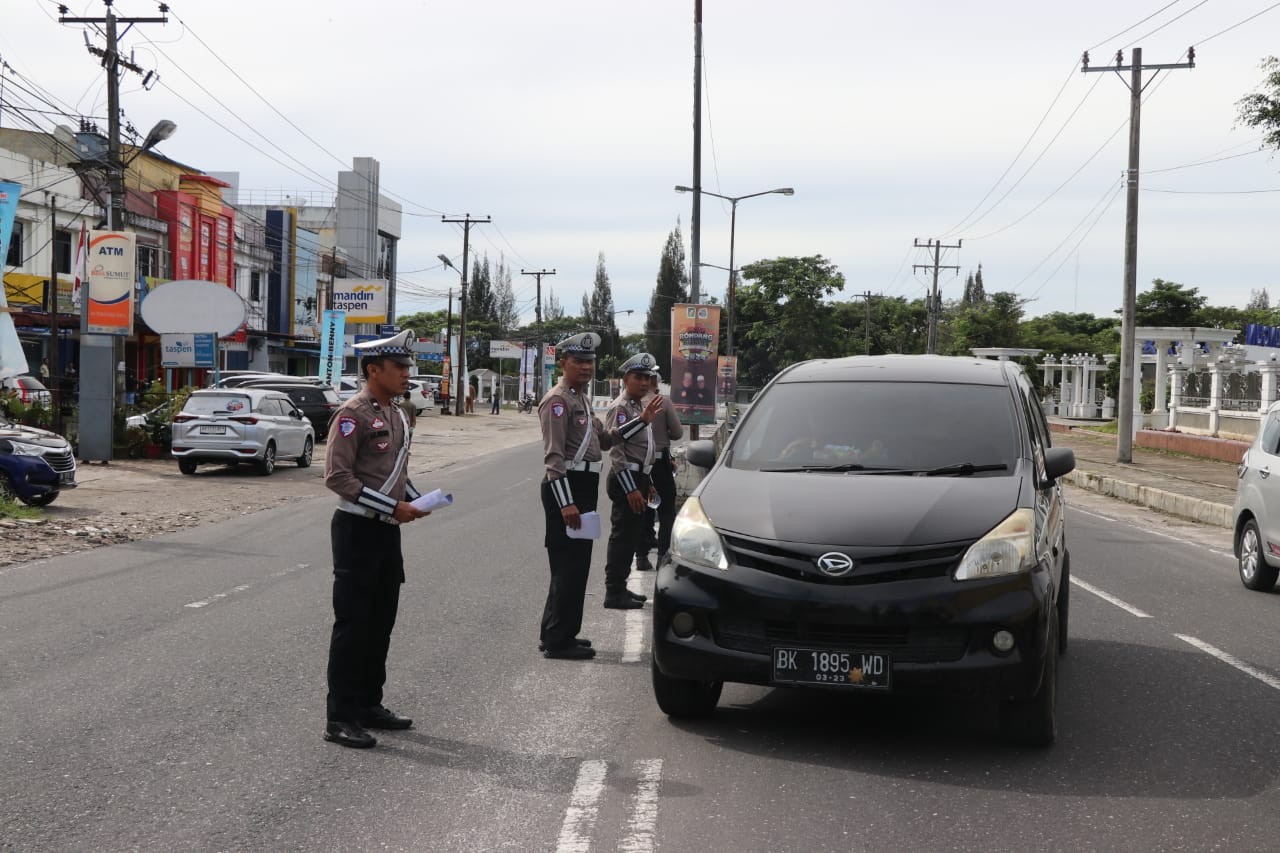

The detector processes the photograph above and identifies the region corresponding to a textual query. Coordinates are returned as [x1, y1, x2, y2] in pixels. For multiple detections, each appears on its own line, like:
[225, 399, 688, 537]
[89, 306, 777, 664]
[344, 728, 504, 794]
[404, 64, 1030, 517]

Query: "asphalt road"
[3, 444, 1279, 851]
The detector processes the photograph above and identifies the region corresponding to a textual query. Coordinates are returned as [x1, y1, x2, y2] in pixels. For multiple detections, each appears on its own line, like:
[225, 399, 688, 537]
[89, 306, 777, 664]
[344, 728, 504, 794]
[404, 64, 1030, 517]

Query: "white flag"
[71, 221, 87, 308]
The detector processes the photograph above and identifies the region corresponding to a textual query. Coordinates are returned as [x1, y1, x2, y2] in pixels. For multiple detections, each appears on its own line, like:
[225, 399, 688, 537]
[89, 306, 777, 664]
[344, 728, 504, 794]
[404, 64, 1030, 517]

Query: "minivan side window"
[1261, 413, 1280, 455]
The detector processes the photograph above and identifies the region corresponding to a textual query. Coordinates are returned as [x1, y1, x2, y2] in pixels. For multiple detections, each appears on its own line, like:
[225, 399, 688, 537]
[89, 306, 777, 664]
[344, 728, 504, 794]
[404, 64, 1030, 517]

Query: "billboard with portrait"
[670, 303, 721, 425]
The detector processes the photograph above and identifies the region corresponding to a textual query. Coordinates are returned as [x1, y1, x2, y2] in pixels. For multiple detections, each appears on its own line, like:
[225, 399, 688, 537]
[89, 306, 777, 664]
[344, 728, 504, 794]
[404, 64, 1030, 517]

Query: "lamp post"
[674, 186, 792, 357]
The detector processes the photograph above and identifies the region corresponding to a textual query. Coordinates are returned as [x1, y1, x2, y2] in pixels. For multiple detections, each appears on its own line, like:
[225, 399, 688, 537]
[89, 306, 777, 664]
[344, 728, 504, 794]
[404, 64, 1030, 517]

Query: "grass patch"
[1077, 419, 1118, 434]
[0, 499, 42, 521]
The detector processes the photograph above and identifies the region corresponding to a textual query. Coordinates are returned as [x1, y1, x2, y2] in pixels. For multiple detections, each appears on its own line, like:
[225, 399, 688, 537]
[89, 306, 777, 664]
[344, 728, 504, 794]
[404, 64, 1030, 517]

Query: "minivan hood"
[0, 421, 69, 449]
[699, 466, 1021, 548]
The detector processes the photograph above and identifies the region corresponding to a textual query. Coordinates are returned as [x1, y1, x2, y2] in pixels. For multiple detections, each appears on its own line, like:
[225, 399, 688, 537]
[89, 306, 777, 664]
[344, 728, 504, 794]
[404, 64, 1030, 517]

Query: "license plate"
[772, 647, 891, 689]
[200, 425, 227, 434]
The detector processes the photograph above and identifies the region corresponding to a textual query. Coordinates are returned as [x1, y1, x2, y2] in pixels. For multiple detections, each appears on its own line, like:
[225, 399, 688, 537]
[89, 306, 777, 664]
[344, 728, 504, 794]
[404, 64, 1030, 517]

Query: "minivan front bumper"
[653, 555, 1055, 701]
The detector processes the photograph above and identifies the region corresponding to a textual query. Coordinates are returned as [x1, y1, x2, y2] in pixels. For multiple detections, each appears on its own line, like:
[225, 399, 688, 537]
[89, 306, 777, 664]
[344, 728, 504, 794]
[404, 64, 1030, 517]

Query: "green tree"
[1132, 278, 1207, 326]
[948, 291, 1026, 354]
[645, 223, 690, 377]
[1237, 56, 1280, 152]
[396, 309, 448, 338]
[468, 254, 496, 324]
[545, 287, 565, 320]
[587, 252, 621, 371]
[1020, 311, 1118, 356]
[493, 255, 520, 331]
[734, 255, 846, 386]
[961, 264, 987, 307]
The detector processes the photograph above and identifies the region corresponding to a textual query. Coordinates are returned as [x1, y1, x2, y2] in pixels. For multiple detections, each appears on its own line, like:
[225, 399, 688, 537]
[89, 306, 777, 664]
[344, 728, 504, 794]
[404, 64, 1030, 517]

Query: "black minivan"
[652, 355, 1075, 746]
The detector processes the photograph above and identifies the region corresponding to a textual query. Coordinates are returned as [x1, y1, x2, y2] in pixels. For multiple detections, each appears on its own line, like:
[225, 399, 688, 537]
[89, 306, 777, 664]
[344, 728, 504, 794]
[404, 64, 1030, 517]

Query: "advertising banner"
[0, 180, 29, 380]
[319, 310, 346, 388]
[330, 279, 388, 322]
[718, 355, 738, 403]
[489, 340, 524, 359]
[86, 230, 137, 335]
[670, 303, 721, 424]
[160, 333, 216, 368]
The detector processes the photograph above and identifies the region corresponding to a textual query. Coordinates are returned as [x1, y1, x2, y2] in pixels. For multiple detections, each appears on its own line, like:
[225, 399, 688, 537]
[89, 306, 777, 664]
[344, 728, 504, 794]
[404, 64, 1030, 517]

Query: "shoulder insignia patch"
[338, 416, 357, 437]
[617, 411, 627, 425]
[551, 402, 565, 418]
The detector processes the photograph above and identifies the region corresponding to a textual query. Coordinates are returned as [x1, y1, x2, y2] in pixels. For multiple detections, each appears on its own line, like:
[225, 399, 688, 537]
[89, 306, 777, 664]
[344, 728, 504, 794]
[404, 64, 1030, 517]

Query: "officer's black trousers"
[327, 510, 404, 723]
[605, 470, 652, 594]
[637, 456, 677, 559]
[541, 471, 599, 650]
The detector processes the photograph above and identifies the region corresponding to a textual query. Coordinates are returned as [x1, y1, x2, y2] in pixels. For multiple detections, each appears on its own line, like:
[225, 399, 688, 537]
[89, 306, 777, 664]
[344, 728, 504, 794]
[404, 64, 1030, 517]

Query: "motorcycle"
[517, 394, 536, 414]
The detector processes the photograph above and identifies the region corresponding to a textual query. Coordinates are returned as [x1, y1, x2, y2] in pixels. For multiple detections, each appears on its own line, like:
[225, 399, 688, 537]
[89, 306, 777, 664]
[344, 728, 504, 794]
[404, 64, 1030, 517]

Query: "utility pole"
[853, 290, 878, 356]
[521, 268, 556, 399]
[441, 215, 489, 415]
[1083, 46, 1194, 464]
[46, 193, 61, 432]
[913, 238, 961, 355]
[689, 0, 703, 303]
[442, 288, 453, 414]
[59, 2, 167, 462]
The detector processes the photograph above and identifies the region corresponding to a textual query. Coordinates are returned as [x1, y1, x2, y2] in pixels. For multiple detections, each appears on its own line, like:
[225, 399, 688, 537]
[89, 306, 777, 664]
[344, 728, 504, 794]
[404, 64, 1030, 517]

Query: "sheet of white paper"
[410, 489, 453, 513]
[566, 511, 602, 540]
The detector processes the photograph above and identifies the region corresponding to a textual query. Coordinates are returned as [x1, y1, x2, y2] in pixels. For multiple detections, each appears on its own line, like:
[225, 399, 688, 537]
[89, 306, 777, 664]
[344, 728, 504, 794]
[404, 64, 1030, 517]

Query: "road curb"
[1064, 469, 1233, 529]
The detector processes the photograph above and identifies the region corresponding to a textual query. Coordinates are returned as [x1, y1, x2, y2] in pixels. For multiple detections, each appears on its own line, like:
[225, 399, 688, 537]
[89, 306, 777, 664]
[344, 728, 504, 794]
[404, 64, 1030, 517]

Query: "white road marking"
[619, 759, 663, 853]
[1070, 576, 1152, 618]
[623, 569, 652, 664]
[555, 759, 608, 853]
[1176, 634, 1280, 691]
[502, 476, 534, 491]
[1069, 504, 1234, 559]
[183, 564, 310, 609]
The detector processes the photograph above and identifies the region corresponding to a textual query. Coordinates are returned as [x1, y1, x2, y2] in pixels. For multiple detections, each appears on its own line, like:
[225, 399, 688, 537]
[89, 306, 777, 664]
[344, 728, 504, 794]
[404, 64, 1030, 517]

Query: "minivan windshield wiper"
[918, 462, 1009, 477]
[760, 463, 907, 473]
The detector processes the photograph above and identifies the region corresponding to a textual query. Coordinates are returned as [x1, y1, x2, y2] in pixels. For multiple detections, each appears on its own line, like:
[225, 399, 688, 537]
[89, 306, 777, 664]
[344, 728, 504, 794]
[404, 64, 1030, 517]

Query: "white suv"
[171, 388, 315, 476]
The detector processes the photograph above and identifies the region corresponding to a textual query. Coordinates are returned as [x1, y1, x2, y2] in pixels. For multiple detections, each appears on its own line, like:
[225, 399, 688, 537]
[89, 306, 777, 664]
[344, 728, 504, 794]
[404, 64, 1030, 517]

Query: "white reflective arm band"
[618, 417, 646, 440]
[550, 476, 575, 509]
[357, 486, 399, 514]
[405, 480, 422, 501]
[618, 469, 636, 493]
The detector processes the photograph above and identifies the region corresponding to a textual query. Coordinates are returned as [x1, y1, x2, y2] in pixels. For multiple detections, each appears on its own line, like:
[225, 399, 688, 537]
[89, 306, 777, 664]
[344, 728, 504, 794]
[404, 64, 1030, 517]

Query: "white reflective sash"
[378, 405, 411, 494]
[571, 397, 594, 467]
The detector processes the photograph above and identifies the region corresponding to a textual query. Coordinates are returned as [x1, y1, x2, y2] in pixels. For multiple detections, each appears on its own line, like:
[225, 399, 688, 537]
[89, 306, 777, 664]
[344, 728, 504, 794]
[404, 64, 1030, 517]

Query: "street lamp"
[674, 185, 793, 356]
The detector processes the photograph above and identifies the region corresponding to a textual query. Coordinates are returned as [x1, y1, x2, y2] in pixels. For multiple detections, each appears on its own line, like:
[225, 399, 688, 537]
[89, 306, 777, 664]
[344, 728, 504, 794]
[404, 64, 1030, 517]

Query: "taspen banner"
[0, 180, 29, 380]
[670, 303, 721, 425]
[319, 310, 346, 388]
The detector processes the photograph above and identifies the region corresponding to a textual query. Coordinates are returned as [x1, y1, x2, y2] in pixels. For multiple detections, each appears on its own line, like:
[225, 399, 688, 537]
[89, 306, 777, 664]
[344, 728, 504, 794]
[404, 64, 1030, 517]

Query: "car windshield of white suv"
[728, 381, 1020, 475]
[183, 394, 252, 415]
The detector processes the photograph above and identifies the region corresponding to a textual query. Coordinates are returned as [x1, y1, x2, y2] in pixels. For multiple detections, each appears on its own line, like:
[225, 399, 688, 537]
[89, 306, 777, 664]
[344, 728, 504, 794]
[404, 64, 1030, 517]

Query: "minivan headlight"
[0, 439, 44, 456]
[954, 508, 1036, 581]
[669, 496, 729, 571]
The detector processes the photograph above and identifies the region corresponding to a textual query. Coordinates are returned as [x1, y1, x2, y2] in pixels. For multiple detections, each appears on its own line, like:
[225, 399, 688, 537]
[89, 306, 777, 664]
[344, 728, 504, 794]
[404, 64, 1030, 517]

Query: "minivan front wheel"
[256, 442, 276, 476]
[1238, 519, 1278, 591]
[652, 658, 722, 718]
[999, 611, 1058, 748]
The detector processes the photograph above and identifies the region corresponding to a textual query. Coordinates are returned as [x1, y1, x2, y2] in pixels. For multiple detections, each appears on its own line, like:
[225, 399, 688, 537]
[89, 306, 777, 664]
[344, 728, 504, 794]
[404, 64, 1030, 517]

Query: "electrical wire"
[1122, 0, 1211, 49]
[1088, 0, 1185, 51]
[1195, 0, 1280, 45]
[1023, 184, 1124, 301]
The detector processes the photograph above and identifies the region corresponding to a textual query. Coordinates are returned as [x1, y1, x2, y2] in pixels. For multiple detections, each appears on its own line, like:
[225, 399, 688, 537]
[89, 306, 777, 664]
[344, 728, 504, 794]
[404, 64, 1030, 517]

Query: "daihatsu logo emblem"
[816, 552, 855, 577]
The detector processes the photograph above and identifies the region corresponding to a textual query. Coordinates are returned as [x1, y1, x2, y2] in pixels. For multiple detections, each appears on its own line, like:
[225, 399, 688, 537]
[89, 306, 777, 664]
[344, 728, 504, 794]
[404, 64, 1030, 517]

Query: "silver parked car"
[1234, 401, 1280, 590]
[171, 388, 315, 476]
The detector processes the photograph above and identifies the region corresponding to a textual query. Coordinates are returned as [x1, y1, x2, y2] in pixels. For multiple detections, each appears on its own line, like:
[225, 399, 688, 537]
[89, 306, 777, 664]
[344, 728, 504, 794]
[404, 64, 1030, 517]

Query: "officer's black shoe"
[628, 590, 648, 603]
[538, 637, 593, 652]
[604, 594, 644, 610]
[324, 721, 377, 749]
[357, 705, 413, 730]
[635, 554, 655, 572]
[543, 644, 597, 660]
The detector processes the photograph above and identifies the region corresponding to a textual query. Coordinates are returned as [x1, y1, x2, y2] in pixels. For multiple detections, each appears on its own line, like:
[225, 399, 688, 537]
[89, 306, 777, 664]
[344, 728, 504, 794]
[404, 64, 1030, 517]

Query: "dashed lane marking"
[555, 759, 608, 853]
[1069, 504, 1233, 559]
[623, 568, 654, 664]
[1176, 634, 1280, 691]
[1071, 576, 1153, 618]
[619, 759, 663, 853]
[183, 563, 310, 609]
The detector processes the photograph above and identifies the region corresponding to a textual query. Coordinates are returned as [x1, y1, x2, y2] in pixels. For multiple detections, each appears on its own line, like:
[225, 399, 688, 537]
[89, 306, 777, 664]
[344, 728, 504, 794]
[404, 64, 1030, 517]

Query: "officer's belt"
[654, 449, 671, 460]
[336, 500, 400, 526]
[621, 462, 653, 475]
[565, 460, 602, 473]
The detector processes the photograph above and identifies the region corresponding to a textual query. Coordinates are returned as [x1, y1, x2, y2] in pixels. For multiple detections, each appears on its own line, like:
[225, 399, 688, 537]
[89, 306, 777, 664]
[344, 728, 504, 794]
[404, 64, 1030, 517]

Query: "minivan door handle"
[1262, 467, 1271, 479]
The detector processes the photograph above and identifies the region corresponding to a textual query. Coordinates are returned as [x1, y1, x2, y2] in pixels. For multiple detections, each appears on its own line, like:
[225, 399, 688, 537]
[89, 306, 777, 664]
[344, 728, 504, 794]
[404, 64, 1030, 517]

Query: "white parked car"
[404, 379, 434, 415]
[171, 388, 314, 476]
[1235, 401, 1280, 590]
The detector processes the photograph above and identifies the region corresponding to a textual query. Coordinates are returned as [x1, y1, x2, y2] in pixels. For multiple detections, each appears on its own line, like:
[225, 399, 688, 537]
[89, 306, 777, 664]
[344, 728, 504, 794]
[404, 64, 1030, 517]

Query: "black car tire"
[20, 491, 59, 507]
[999, 610, 1057, 748]
[178, 459, 198, 475]
[1058, 551, 1070, 656]
[651, 658, 722, 718]
[1238, 518, 1278, 591]
[0, 471, 16, 502]
[256, 442, 276, 476]
[297, 437, 313, 468]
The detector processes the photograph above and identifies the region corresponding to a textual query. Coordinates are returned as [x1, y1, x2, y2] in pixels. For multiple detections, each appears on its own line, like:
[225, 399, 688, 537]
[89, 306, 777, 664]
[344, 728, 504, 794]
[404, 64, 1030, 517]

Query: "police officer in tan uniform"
[635, 365, 682, 570]
[602, 353, 666, 608]
[322, 329, 428, 748]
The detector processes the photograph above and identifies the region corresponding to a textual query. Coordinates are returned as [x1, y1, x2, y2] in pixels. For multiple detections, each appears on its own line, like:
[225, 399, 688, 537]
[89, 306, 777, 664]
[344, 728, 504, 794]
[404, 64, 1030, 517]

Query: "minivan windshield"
[183, 393, 252, 415]
[727, 381, 1021, 475]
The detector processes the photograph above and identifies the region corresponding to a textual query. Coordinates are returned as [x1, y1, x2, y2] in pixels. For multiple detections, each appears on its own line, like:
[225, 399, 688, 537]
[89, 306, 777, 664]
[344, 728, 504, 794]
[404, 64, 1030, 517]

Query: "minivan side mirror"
[686, 439, 717, 469]
[1043, 447, 1075, 482]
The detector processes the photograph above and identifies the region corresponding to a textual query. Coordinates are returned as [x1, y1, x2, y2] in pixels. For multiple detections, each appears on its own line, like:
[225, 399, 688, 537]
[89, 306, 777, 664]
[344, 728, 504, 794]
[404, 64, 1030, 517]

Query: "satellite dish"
[140, 280, 247, 336]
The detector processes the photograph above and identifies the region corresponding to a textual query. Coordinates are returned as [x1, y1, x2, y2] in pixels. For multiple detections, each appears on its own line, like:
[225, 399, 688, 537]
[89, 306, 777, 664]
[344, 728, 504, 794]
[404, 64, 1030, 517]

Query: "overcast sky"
[5, 0, 1280, 335]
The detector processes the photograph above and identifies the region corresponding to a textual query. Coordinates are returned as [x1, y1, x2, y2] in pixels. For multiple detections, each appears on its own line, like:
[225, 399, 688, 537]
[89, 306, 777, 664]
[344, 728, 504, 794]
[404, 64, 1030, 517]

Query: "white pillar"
[1209, 360, 1223, 436]
[1059, 356, 1071, 418]
[1260, 360, 1280, 414]
[1154, 340, 1169, 414]
[1168, 362, 1186, 430]
[1133, 340, 1144, 438]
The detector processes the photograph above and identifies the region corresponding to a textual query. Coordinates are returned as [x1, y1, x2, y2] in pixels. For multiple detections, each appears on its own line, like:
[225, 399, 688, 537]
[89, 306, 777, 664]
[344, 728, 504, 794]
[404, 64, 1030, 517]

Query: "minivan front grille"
[41, 449, 76, 474]
[722, 534, 964, 585]
[712, 615, 969, 662]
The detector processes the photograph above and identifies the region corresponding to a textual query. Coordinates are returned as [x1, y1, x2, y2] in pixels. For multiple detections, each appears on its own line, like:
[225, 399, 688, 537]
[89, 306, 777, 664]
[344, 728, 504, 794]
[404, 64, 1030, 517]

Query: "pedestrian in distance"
[491, 389, 500, 415]
[538, 332, 613, 659]
[635, 366, 682, 571]
[601, 353, 666, 608]
[322, 329, 430, 749]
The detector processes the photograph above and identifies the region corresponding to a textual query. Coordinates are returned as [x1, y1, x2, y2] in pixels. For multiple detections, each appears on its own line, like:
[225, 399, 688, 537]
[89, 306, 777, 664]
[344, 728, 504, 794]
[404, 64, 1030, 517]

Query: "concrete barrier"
[1063, 469, 1233, 529]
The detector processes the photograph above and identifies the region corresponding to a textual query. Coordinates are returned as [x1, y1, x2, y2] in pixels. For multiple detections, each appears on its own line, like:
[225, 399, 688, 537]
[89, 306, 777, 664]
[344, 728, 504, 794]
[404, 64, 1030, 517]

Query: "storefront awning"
[3, 273, 46, 308]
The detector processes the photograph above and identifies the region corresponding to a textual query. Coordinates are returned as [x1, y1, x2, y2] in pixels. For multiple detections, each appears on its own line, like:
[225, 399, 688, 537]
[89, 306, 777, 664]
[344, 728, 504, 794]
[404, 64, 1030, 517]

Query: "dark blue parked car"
[0, 415, 77, 506]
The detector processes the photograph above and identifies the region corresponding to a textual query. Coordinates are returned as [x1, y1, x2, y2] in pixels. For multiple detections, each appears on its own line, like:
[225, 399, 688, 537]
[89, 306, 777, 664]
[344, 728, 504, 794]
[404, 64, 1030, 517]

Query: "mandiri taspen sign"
[85, 230, 137, 335]
[330, 279, 388, 322]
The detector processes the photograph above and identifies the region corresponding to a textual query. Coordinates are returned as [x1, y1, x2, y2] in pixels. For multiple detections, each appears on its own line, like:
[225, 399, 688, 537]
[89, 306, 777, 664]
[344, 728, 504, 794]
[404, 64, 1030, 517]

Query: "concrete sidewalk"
[1050, 420, 1239, 529]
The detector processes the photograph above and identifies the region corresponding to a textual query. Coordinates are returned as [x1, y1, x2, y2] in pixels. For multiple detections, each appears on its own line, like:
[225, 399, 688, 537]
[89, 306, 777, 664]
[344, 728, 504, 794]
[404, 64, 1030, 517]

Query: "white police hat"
[556, 332, 601, 360]
[353, 328, 416, 366]
[620, 352, 657, 375]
